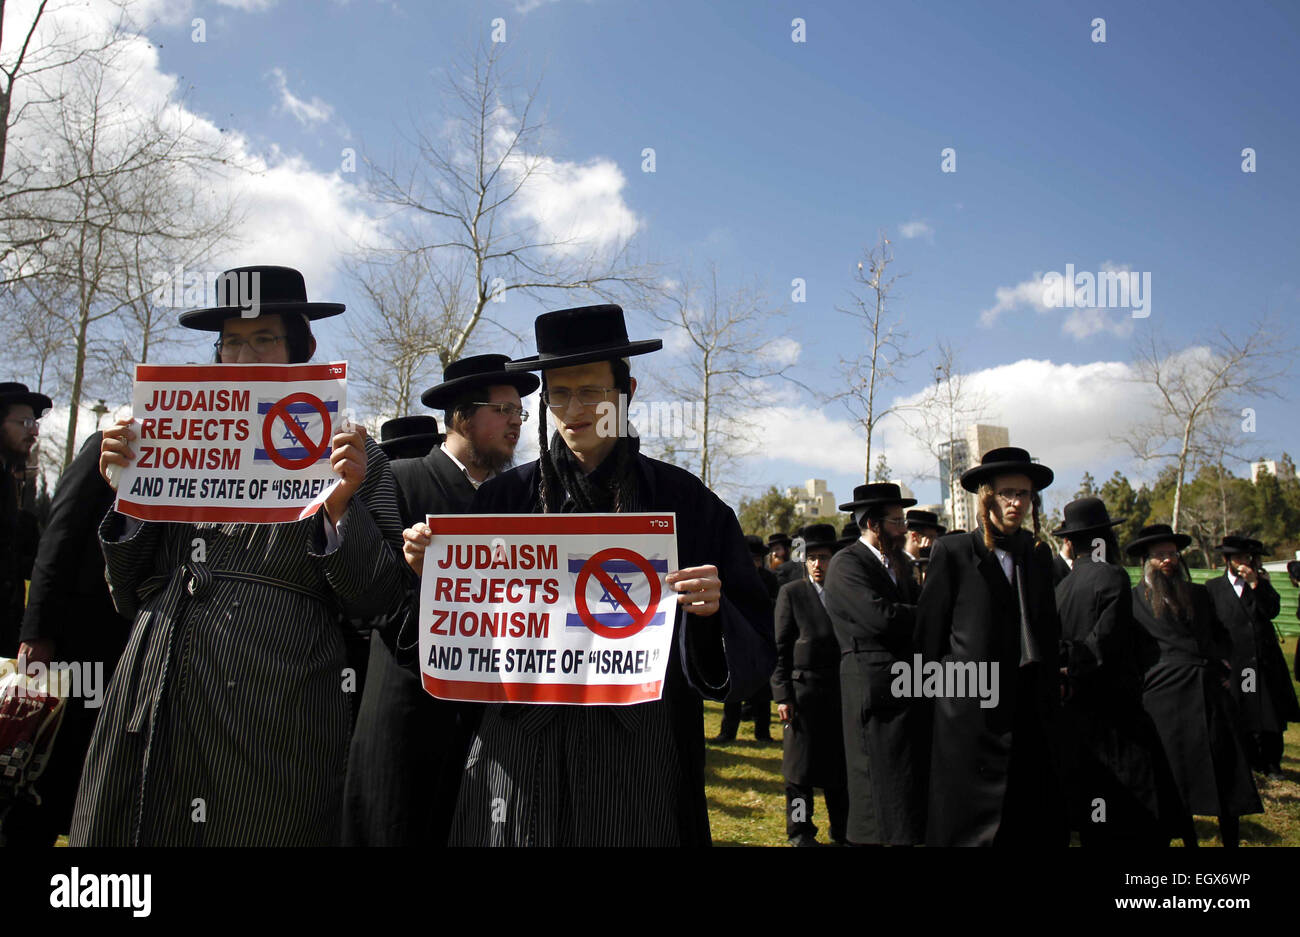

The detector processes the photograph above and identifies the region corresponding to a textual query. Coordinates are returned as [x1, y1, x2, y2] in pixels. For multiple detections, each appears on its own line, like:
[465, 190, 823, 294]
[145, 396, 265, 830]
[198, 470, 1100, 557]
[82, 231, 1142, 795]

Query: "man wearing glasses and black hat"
[345, 354, 538, 846]
[824, 483, 927, 845]
[401, 304, 776, 845]
[915, 446, 1067, 846]
[1205, 535, 1298, 781]
[902, 508, 944, 565]
[0, 382, 49, 658]
[1127, 524, 1261, 846]
[1052, 498, 1170, 846]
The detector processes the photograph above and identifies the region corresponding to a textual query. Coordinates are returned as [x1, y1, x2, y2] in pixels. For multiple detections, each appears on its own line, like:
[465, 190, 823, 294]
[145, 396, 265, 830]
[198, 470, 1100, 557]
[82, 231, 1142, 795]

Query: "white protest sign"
[418, 513, 680, 705]
[114, 362, 347, 523]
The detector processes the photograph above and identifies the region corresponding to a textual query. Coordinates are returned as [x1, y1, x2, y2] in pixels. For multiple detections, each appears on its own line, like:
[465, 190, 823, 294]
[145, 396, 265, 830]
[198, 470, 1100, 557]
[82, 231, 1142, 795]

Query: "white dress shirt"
[861, 538, 898, 586]
[441, 442, 492, 490]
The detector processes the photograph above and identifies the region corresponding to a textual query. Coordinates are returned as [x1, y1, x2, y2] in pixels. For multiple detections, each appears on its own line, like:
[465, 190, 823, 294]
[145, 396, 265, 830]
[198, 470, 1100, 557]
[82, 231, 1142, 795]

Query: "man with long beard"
[824, 484, 926, 845]
[1128, 525, 1262, 847]
[344, 354, 539, 846]
[1205, 535, 1298, 781]
[915, 446, 1066, 846]
[401, 305, 775, 845]
[1052, 499, 1172, 846]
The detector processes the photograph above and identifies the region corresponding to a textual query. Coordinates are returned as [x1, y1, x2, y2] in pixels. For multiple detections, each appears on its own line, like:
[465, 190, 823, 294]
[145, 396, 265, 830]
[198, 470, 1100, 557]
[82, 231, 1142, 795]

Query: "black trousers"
[786, 782, 848, 842]
[719, 686, 771, 738]
[1249, 730, 1284, 771]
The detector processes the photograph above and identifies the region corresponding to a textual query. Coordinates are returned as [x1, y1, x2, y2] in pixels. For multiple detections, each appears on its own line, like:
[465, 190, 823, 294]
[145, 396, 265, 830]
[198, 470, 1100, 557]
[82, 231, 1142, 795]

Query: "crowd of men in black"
[0, 264, 1295, 847]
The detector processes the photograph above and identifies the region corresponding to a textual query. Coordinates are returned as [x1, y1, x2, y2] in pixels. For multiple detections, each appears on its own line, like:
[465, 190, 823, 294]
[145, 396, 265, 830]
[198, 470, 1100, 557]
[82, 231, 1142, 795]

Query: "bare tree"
[646, 264, 798, 493]
[831, 232, 918, 480]
[355, 40, 653, 377]
[1122, 325, 1293, 532]
[902, 341, 991, 527]
[1, 36, 242, 470]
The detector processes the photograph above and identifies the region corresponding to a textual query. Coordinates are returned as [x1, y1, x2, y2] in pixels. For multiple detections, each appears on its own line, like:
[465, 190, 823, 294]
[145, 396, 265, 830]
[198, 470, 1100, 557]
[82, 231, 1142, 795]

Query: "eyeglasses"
[994, 488, 1033, 505]
[213, 334, 287, 355]
[4, 417, 38, 429]
[882, 517, 908, 528]
[542, 386, 618, 409]
[1148, 551, 1180, 562]
[471, 402, 529, 421]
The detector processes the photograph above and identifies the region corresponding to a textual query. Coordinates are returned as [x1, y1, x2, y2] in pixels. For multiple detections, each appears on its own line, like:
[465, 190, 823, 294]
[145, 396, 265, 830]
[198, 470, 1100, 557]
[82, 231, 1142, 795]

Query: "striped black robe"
[447, 454, 775, 846]
[69, 436, 407, 846]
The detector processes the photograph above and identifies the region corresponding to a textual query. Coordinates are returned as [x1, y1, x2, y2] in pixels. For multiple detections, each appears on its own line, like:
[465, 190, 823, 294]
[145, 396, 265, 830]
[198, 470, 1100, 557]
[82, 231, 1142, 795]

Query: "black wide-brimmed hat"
[421, 354, 541, 410]
[801, 523, 840, 551]
[905, 509, 946, 534]
[505, 304, 662, 372]
[837, 521, 861, 549]
[838, 483, 917, 512]
[0, 382, 52, 416]
[378, 415, 441, 458]
[767, 532, 792, 548]
[1246, 538, 1270, 556]
[1214, 535, 1258, 556]
[178, 266, 345, 331]
[960, 446, 1054, 493]
[1051, 497, 1123, 538]
[744, 534, 770, 558]
[1125, 523, 1192, 557]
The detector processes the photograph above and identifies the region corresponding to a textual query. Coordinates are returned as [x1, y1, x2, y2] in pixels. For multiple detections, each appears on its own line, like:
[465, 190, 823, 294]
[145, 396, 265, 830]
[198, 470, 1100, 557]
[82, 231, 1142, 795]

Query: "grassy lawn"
[704, 635, 1300, 846]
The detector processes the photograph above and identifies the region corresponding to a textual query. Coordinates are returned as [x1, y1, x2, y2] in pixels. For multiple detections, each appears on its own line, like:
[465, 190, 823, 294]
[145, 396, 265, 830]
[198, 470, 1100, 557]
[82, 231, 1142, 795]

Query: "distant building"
[787, 478, 837, 518]
[1250, 459, 1278, 484]
[938, 424, 1011, 530]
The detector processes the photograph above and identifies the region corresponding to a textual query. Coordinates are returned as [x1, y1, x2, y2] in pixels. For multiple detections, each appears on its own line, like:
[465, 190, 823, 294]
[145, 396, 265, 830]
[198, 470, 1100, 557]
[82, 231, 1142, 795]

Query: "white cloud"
[269, 67, 336, 127]
[215, 0, 278, 10]
[503, 153, 640, 257]
[981, 264, 1136, 339]
[898, 219, 933, 240]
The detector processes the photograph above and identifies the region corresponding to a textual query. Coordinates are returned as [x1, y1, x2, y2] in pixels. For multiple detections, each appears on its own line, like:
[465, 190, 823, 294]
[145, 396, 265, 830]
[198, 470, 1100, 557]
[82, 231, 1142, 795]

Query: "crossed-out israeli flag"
[566, 554, 670, 631]
[253, 398, 339, 464]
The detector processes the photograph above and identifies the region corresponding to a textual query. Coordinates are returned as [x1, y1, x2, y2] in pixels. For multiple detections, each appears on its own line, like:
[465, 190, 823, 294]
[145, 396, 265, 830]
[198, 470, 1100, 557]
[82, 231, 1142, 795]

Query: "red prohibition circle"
[262, 392, 332, 470]
[574, 547, 662, 640]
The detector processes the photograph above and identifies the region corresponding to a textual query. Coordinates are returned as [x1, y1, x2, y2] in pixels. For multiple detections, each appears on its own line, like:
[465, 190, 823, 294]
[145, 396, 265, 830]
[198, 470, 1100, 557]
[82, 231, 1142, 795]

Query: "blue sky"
[17, 0, 1300, 510]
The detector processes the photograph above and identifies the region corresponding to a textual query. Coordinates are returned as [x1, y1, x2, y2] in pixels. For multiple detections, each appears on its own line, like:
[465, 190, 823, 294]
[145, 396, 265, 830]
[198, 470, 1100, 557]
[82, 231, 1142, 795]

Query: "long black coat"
[6, 434, 131, 843]
[771, 578, 845, 789]
[1131, 581, 1262, 818]
[1206, 572, 1300, 733]
[915, 529, 1066, 846]
[824, 541, 925, 844]
[1055, 557, 1169, 840]
[343, 445, 475, 846]
[446, 453, 776, 846]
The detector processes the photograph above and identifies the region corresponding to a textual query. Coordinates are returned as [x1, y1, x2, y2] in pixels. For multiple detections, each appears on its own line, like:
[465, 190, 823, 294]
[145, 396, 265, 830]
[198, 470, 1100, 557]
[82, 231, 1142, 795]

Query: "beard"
[1144, 561, 1191, 623]
[879, 526, 909, 569]
[462, 427, 516, 475]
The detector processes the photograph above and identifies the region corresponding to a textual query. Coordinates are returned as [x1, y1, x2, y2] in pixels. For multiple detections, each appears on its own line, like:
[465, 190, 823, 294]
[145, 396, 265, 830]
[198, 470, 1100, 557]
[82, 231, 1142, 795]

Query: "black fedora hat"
[379, 415, 441, 459]
[505, 305, 662, 372]
[838, 483, 917, 512]
[178, 266, 345, 331]
[1213, 535, 1258, 556]
[801, 523, 840, 551]
[905, 509, 946, 534]
[837, 521, 861, 549]
[960, 446, 1054, 493]
[767, 532, 793, 548]
[744, 534, 770, 558]
[1245, 538, 1270, 556]
[1125, 523, 1191, 558]
[1051, 497, 1123, 538]
[421, 354, 541, 410]
[0, 382, 52, 416]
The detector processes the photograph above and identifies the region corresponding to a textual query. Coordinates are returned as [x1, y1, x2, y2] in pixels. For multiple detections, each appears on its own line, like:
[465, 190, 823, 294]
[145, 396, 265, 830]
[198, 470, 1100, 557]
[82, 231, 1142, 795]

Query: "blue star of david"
[599, 574, 633, 609]
[281, 414, 311, 442]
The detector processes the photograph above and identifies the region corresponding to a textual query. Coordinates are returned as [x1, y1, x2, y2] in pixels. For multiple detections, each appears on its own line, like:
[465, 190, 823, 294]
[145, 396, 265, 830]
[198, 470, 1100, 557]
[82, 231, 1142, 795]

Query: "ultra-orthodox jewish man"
[71, 266, 408, 846]
[402, 305, 776, 845]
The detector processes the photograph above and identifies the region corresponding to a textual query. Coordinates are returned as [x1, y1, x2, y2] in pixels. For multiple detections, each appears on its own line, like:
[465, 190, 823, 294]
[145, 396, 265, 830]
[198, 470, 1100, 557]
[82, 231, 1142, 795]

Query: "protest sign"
[418, 513, 680, 705]
[114, 362, 347, 524]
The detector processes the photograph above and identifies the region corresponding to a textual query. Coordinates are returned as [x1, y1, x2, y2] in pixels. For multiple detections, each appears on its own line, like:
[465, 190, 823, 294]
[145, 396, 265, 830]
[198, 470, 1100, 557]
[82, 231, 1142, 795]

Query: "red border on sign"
[116, 497, 327, 523]
[425, 514, 675, 535]
[133, 361, 347, 383]
[422, 673, 662, 704]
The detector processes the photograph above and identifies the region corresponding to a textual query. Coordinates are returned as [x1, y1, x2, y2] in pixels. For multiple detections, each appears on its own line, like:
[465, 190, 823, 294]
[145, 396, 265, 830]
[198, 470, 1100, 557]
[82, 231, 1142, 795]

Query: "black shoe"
[1266, 766, 1286, 781]
[788, 833, 818, 847]
[711, 733, 736, 743]
[755, 731, 773, 742]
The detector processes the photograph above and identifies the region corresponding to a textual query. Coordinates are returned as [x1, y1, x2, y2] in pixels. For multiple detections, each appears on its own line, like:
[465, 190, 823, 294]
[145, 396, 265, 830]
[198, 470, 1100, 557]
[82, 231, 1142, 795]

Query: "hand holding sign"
[323, 421, 368, 523]
[99, 418, 137, 489]
[403, 522, 432, 576]
[666, 564, 721, 617]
